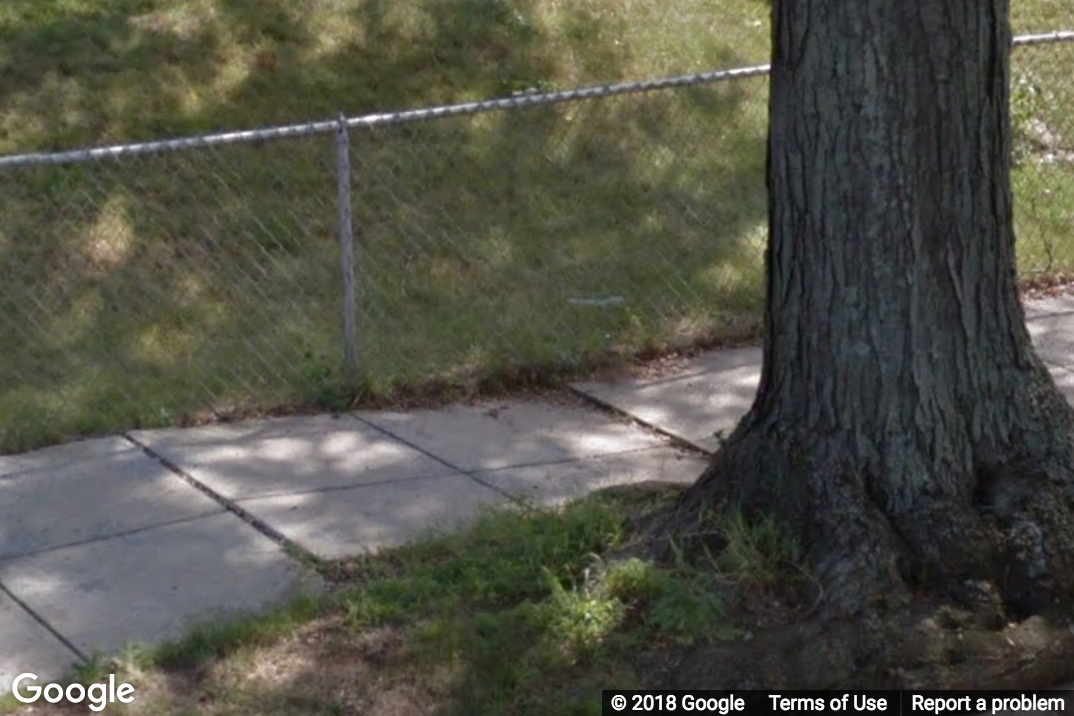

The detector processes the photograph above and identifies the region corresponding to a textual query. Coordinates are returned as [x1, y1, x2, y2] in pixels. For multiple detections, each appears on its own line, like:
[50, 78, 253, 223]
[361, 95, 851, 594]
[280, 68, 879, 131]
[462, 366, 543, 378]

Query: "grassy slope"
[0, 1, 1072, 454]
[0, 0, 773, 152]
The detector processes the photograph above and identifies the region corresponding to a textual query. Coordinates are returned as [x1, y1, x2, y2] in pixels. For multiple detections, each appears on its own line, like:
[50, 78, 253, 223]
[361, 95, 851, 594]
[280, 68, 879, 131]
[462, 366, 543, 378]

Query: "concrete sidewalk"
[4, 296, 1074, 693]
[0, 398, 709, 692]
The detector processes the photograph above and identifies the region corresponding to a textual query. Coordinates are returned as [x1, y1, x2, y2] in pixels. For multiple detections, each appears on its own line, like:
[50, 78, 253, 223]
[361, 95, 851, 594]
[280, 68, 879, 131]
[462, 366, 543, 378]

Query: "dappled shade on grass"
[0, 1, 1072, 453]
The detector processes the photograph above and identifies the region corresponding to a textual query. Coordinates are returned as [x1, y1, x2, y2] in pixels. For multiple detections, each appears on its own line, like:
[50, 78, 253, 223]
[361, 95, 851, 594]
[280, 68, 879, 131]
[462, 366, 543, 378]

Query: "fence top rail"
[1015, 29, 1074, 45]
[0, 29, 1071, 170]
[0, 64, 772, 170]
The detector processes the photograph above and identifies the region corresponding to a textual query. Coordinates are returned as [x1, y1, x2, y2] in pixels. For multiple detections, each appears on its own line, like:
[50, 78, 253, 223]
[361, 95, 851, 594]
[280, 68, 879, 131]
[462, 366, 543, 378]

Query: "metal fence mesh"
[0, 135, 342, 450]
[1, 35, 1072, 454]
[348, 78, 768, 393]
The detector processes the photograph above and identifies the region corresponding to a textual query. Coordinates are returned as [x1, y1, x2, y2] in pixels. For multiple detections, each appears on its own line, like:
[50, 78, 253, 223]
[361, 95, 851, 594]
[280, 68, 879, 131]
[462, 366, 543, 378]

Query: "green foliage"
[1011, 68, 1055, 166]
[546, 572, 628, 652]
[605, 557, 726, 644]
[343, 498, 626, 630]
[298, 346, 352, 410]
[644, 574, 727, 643]
[712, 510, 801, 584]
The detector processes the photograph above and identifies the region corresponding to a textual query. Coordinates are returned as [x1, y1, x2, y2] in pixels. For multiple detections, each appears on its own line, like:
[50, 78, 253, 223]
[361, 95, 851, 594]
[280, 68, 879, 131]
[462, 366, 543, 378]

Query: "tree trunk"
[676, 0, 1074, 618]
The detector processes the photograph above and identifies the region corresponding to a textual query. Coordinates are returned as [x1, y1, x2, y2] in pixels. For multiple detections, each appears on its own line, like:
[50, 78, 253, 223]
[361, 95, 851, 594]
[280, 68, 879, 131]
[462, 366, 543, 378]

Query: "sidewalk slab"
[474, 447, 709, 507]
[130, 414, 455, 501]
[572, 316, 1074, 454]
[356, 399, 667, 472]
[0, 590, 80, 695]
[1047, 364, 1074, 403]
[0, 437, 222, 562]
[0, 513, 319, 656]
[1027, 314, 1074, 370]
[571, 347, 762, 453]
[0, 436, 132, 479]
[237, 474, 511, 560]
[1024, 294, 1074, 319]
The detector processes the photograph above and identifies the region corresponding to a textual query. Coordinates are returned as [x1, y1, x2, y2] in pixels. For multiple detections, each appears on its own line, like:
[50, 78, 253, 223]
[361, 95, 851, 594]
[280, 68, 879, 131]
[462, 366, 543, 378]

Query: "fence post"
[335, 113, 359, 388]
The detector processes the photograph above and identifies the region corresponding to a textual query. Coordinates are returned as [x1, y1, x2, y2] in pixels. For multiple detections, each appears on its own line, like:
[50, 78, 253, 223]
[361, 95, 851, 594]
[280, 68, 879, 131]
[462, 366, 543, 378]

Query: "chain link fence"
[1, 33, 1072, 454]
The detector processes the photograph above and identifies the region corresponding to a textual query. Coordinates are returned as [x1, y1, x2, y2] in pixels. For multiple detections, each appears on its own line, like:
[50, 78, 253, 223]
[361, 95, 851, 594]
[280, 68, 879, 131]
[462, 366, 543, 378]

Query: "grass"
[1, 1, 1073, 455]
[0, 488, 805, 716]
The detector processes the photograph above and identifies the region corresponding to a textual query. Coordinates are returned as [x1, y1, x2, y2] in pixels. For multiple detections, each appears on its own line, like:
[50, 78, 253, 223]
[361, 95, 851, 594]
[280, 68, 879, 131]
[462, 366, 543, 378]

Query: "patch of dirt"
[197, 621, 446, 716]
[11, 619, 451, 716]
[1021, 274, 1074, 301]
[663, 599, 1074, 690]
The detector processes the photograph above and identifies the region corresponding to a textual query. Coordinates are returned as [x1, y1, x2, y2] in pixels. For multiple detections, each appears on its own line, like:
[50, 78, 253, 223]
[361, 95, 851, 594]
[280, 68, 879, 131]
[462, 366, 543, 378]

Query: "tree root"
[664, 603, 1074, 690]
[659, 417, 1074, 622]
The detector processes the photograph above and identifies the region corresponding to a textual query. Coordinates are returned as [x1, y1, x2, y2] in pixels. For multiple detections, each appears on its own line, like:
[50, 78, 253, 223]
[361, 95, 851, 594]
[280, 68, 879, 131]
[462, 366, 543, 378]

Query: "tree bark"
[676, 0, 1074, 618]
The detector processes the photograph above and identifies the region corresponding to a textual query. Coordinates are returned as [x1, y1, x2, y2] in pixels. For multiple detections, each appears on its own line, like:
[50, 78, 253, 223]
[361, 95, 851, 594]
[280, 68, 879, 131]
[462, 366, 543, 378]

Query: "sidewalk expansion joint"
[0, 581, 87, 663]
[566, 386, 715, 457]
[122, 433, 322, 570]
[345, 413, 541, 509]
[0, 513, 224, 564]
